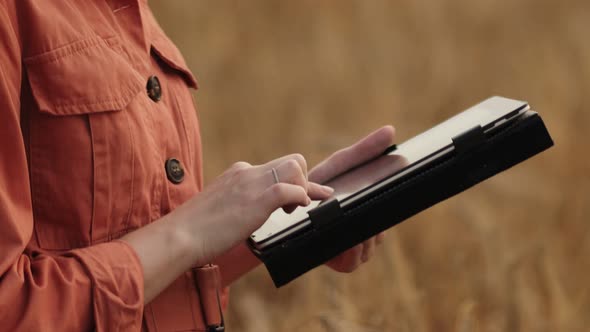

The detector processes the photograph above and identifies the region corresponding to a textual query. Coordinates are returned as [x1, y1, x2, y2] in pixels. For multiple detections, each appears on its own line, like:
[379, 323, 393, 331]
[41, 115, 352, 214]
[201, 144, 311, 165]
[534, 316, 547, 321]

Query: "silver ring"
[271, 167, 280, 184]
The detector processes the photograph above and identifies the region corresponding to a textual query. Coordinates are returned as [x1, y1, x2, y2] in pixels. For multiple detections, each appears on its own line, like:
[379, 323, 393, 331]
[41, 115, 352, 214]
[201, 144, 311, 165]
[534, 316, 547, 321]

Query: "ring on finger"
[271, 167, 280, 184]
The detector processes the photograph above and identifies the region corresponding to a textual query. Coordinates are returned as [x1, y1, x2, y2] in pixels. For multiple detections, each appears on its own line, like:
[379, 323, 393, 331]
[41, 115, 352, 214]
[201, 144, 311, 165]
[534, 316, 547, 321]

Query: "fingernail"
[322, 185, 334, 194]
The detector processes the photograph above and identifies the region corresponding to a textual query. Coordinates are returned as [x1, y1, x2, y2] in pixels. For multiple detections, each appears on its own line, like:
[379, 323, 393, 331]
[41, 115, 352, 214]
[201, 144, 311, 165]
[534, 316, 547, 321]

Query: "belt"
[193, 264, 225, 332]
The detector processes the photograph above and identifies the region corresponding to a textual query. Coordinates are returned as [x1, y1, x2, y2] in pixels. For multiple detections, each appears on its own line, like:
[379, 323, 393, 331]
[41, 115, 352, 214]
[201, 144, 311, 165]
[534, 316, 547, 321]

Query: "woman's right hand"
[164, 154, 334, 266]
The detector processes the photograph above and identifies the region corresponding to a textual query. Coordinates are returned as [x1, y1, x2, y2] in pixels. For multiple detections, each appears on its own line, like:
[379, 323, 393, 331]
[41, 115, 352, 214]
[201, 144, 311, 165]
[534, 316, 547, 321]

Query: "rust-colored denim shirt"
[0, 1, 230, 331]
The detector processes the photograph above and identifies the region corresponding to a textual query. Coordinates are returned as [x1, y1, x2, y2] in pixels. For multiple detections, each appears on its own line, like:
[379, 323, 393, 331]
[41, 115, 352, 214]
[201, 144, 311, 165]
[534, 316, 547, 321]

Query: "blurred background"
[150, 1, 589, 331]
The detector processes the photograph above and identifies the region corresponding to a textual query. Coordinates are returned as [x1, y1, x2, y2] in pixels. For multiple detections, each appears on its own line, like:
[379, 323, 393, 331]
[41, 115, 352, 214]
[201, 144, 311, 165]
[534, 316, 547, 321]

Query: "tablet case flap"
[255, 112, 553, 287]
[308, 197, 342, 229]
[452, 125, 485, 154]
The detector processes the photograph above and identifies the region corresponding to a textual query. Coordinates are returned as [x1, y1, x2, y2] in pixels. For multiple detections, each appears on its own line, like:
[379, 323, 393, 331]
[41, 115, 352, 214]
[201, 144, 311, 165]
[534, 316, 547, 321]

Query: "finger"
[307, 182, 334, 201]
[344, 244, 364, 272]
[260, 153, 308, 180]
[376, 232, 385, 245]
[309, 125, 395, 184]
[261, 183, 311, 214]
[327, 244, 363, 273]
[361, 238, 376, 263]
[268, 158, 307, 189]
[267, 160, 311, 213]
[284, 182, 332, 214]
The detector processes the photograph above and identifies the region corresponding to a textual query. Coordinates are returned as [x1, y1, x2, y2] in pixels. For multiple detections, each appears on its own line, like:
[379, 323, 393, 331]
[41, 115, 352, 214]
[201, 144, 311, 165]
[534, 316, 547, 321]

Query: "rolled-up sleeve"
[0, 5, 144, 331]
[1, 242, 144, 331]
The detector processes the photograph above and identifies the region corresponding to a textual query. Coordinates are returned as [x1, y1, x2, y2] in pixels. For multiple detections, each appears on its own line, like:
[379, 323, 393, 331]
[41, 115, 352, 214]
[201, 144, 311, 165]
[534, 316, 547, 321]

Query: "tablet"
[249, 96, 553, 287]
[250, 96, 529, 250]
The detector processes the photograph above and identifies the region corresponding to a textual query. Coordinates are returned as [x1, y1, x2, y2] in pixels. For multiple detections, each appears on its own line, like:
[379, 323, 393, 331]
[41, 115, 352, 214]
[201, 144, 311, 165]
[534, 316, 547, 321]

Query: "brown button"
[165, 158, 184, 184]
[146, 75, 162, 102]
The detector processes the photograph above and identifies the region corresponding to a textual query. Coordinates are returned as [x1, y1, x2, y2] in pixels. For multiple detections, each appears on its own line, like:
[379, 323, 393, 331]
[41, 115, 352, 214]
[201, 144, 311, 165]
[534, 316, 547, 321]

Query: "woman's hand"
[175, 154, 334, 259]
[308, 125, 395, 273]
[122, 153, 332, 302]
[214, 125, 396, 287]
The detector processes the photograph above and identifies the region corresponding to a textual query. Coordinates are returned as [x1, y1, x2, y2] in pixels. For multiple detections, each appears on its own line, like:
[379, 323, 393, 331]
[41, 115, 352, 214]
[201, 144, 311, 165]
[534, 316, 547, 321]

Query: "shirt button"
[146, 75, 162, 102]
[165, 158, 185, 184]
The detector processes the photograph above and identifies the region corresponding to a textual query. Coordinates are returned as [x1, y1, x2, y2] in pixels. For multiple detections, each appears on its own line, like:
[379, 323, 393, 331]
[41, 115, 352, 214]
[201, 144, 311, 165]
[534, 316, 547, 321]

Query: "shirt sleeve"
[0, 6, 144, 332]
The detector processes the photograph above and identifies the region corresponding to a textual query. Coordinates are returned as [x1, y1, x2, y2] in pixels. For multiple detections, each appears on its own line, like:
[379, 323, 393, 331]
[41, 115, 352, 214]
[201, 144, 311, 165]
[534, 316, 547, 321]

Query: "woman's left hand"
[308, 125, 395, 273]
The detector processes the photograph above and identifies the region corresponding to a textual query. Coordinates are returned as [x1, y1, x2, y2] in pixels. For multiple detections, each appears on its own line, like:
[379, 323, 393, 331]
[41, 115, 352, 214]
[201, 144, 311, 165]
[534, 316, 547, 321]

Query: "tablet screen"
[251, 96, 529, 248]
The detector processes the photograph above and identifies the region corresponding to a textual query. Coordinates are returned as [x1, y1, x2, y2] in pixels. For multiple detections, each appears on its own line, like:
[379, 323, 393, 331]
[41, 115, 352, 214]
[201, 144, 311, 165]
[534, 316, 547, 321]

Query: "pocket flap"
[24, 37, 144, 115]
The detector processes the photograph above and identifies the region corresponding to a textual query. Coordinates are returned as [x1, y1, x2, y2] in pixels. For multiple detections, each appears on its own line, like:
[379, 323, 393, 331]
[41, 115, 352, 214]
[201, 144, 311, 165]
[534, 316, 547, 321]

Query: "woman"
[0, 1, 394, 331]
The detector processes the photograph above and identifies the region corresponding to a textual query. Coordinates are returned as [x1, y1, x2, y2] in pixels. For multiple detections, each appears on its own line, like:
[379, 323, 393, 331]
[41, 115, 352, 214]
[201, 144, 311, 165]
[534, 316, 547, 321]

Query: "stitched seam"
[24, 38, 101, 65]
[29, 126, 57, 247]
[122, 110, 135, 232]
[50, 81, 139, 111]
[147, 103, 163, 221]
[172, 86, 194, 168]
[91, 227, 139, 244]
[32, 227, 142, 249]
[23, 36, 119, 65]
[89, 115, 97, 244]
[29, 113, 43, 247]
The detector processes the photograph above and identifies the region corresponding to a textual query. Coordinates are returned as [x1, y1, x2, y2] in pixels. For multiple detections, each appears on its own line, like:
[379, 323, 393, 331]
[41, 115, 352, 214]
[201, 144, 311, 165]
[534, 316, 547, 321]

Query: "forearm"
[120, 192, 260, 303]
[123, 212, 260, 302]
[120, 210, 208, 304]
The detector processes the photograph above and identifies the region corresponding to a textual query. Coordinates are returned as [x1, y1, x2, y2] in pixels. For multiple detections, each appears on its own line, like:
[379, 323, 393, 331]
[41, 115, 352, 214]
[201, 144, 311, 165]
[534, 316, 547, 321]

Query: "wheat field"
[150, 1, 590, 331]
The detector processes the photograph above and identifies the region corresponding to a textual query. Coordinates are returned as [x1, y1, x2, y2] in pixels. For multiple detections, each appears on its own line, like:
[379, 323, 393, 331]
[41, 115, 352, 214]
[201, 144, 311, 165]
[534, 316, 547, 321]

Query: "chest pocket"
[24, 36, 144, 250]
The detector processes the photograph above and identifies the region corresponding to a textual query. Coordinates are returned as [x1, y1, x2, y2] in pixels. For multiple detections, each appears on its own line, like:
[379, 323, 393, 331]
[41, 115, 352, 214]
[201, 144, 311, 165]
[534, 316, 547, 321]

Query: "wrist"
[165, 208, 210, 267]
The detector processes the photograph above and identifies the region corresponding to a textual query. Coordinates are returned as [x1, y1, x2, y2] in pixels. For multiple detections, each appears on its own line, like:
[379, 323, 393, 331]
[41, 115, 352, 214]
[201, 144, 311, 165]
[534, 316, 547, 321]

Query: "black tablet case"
[251, 111, 553, 287]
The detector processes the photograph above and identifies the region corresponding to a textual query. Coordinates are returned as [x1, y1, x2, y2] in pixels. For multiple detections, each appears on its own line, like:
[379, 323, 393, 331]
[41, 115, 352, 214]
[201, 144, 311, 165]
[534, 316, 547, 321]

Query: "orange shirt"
[0, 0, 228, 330]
